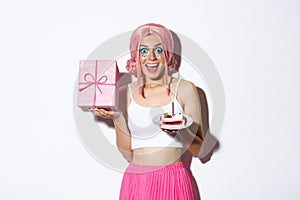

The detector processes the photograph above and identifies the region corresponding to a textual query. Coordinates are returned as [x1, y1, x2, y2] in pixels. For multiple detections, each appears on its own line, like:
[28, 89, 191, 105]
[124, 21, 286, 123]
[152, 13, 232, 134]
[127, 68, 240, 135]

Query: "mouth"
[145, 63, 159, 73]
[145, 63, 159, 68]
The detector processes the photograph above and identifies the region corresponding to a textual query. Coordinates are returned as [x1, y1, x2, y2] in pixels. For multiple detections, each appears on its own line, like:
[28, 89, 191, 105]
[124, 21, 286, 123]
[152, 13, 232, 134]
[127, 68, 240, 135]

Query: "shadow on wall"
[180, 86, 220, 200]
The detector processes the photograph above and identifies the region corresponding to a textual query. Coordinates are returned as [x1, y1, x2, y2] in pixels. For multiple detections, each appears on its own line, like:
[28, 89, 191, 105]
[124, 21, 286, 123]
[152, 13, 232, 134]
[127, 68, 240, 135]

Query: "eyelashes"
[139, 48, 149, 58]
[139, 47, 163, 58]
[154, 47, 163, 55]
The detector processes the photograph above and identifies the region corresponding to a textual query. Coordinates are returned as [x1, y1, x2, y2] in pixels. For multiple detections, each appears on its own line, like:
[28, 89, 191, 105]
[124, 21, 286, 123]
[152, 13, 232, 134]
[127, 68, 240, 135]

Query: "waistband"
[125, 161, 184, 174]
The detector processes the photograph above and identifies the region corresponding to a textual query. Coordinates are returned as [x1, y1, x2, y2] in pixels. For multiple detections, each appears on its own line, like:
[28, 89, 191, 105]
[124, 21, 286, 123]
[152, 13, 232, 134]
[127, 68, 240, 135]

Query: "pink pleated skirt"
[119, 162, 194, 200]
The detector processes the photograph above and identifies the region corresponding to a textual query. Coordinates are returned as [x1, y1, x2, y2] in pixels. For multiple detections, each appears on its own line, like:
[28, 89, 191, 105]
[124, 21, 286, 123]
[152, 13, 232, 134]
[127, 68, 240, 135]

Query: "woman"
[91, 23, 203, 200]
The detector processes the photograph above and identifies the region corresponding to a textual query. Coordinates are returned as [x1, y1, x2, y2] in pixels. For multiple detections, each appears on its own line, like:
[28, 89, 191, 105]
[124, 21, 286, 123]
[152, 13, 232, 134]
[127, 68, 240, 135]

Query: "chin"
[144, 72, 164, 80]
[142, 68, 165, 80]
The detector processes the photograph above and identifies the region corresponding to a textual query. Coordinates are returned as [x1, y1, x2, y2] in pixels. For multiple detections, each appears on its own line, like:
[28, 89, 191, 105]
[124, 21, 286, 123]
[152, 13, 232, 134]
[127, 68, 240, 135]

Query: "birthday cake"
[160, 112, 186, 129]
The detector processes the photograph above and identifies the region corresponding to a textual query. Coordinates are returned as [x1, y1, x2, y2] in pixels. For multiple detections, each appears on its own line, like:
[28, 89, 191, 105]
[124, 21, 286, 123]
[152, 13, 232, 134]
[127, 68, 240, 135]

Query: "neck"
[143, 76, 169, 87]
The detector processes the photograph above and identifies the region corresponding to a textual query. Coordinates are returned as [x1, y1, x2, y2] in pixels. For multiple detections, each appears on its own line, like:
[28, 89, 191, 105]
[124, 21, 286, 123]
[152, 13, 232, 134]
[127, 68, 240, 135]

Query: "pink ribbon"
[79, 60, 116, 107]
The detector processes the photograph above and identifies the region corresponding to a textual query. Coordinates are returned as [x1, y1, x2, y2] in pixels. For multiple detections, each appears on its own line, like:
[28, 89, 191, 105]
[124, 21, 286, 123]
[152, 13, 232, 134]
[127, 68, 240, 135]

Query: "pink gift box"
[78, 60, 119, 111]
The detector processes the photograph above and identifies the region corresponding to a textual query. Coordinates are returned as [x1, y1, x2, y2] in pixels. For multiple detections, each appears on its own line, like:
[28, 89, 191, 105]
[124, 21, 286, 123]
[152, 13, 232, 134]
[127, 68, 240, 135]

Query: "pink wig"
[126, 23, 177, 96]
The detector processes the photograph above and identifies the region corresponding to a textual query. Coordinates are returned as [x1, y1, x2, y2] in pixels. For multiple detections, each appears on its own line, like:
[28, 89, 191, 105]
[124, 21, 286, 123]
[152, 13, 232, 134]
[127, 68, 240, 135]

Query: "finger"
[89, 108, 98, 113]
[98, 109, 109, 117]
[162, 129, 171, 134]
[89, 108, 103, 117]
[98, 109, 115, 118]
[162, 129, 178, 135]
[89, 109, 97, 115]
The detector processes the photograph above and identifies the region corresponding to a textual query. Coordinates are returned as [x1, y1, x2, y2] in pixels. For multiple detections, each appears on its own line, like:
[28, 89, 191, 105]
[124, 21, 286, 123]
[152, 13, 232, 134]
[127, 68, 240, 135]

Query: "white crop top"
[127, 79, 184, 149]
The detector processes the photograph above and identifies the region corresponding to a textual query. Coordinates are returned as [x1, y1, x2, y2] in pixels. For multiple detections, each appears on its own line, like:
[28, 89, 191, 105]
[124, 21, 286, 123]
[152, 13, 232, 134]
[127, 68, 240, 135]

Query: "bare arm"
[113, 112, 132, 162]
[90, 85, 133, 162]
[176, 80, 204, 157]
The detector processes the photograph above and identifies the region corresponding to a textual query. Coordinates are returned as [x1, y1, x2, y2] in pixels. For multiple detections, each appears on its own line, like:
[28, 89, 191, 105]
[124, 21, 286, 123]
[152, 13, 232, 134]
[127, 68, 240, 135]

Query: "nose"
[148, 49, 157, 60]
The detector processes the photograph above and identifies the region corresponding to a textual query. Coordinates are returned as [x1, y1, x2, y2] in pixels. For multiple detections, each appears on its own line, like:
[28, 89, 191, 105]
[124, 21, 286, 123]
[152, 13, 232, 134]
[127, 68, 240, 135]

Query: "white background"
[1, 0, 300, 199]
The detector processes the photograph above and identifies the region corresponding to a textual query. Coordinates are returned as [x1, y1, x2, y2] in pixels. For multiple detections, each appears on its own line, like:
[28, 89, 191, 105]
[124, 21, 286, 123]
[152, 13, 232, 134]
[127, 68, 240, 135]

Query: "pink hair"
[126, 23, 177, 96]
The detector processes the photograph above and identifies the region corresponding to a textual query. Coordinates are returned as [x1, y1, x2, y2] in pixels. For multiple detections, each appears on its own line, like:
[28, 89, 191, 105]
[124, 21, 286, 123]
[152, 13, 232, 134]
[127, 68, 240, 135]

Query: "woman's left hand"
[162, 128, 179, 136]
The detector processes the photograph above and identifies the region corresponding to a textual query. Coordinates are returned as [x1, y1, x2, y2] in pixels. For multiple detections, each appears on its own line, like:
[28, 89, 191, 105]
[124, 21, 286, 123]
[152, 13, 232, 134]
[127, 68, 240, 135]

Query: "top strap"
[128, 84, 134, 100]
[173, 79, 182, 100]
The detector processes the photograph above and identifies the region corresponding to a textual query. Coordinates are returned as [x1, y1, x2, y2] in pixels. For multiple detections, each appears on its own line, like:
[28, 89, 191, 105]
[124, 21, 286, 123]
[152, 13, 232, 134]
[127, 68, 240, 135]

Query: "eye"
[154, 47, 163, 55]
[139, 48, 149, 57]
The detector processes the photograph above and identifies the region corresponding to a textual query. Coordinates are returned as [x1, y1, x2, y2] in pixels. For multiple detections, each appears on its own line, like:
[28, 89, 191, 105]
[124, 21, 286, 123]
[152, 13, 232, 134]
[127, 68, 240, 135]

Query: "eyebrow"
[139, 43, 162, 48]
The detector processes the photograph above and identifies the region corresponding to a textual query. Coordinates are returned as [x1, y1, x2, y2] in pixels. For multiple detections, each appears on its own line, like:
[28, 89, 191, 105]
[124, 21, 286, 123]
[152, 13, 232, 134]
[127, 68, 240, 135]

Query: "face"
[139, 34, 165, 81]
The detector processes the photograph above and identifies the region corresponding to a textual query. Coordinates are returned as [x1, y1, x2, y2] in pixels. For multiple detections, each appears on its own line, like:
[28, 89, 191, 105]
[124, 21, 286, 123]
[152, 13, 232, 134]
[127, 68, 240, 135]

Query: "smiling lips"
[145, 63, 159, 67]
[145, 63, 159, 73]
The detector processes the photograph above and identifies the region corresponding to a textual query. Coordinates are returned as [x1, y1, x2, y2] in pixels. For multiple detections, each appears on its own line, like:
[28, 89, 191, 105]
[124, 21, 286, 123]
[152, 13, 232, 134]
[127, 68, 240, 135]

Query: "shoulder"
[177, 79, 200, 104]
[119, 81, 137, 92]
[120, 81, 138, 100]
[119, 82, 136, 101]
[126, 81, 138, 90]
[178, 79, 198, 94]
[119, 84, 129, 93]
[118, 82, 137, 113]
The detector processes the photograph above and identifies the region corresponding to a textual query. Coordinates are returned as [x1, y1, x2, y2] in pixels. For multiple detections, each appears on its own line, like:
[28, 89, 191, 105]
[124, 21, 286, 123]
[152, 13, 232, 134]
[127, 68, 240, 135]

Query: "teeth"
[146, 63, 158, 67]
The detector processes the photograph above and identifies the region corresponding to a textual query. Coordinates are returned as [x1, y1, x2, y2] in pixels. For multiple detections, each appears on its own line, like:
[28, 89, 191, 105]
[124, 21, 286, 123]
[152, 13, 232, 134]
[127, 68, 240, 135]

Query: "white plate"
[152, 114, 193, 130]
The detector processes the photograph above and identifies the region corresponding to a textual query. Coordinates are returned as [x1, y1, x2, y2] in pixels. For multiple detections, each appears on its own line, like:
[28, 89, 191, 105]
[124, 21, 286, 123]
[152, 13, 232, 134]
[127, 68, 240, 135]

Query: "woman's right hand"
[89, 108, 121, 120]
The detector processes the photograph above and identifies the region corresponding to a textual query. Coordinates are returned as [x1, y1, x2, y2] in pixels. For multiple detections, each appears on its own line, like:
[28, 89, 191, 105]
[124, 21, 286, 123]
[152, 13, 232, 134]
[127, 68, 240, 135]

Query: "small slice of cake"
[160, 112, 185, 129]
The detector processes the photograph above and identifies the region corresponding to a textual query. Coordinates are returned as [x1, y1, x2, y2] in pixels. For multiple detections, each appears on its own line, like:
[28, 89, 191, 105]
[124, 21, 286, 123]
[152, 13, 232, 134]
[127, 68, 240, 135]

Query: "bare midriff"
[132, 147, 183, 166]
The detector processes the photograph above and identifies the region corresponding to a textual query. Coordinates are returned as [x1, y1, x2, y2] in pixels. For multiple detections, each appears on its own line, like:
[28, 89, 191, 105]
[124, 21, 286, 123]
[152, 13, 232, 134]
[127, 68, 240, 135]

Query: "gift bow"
[78, 73, 110, 94]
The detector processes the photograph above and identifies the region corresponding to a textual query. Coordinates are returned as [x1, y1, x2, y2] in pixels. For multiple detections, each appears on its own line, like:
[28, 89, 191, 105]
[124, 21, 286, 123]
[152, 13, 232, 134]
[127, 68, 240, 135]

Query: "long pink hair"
[126, 23, 177, 96]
